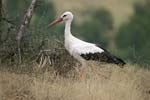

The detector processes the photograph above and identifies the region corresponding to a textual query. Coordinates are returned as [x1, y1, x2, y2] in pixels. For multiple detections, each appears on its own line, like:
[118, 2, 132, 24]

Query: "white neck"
[64, 20, 72, 38]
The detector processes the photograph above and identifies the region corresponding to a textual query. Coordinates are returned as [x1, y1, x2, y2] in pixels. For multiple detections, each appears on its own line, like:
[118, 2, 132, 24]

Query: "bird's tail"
[101, 51, 126, 67]
[111, 55, 126, 67]
[96, 44, 126, 67]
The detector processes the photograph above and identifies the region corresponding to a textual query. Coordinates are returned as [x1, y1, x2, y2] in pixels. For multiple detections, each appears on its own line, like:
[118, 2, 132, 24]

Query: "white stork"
[48, 11, 125, 76]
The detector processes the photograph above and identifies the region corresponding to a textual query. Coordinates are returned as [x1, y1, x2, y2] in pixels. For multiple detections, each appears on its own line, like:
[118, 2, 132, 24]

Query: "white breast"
[65, 35, 104, 60]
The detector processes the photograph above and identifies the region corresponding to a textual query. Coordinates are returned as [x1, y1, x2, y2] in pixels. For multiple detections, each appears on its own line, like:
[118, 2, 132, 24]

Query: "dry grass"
[0, 63, 150, 100]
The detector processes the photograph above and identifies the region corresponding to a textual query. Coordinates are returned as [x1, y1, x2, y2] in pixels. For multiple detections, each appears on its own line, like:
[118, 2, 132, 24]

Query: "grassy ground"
[0, 63, 150, 100]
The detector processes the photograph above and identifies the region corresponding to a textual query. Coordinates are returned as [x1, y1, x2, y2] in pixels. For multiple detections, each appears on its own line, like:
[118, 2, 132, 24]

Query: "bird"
[48, 11, 125, 77]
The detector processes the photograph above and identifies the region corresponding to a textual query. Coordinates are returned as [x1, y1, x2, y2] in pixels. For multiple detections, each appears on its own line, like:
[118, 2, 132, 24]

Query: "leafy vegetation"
[116, 1, 150, 66]
[0, 1, 150, 100]
[74, 8, 113, 47]
[0, 0, 149, 67]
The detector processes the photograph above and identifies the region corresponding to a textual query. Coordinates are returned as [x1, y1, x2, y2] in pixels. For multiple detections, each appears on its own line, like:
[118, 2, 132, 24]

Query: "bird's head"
[48, 11, 73, 28]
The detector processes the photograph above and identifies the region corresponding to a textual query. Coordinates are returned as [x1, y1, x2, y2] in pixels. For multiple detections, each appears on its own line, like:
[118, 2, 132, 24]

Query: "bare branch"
[16, 0, 37, 64]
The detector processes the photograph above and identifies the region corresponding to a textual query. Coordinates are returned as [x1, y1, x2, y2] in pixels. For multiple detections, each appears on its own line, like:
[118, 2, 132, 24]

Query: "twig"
[54, 39, 64, 46]
[2, 17, 15, 25]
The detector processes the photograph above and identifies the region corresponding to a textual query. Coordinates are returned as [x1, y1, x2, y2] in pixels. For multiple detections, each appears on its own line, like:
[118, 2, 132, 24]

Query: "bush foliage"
[0, 0, 150, 67]
[116, 1, 150, 65]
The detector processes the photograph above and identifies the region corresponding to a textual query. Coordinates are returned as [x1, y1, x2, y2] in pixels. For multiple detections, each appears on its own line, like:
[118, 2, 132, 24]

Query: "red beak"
[48, 18, 63, 28]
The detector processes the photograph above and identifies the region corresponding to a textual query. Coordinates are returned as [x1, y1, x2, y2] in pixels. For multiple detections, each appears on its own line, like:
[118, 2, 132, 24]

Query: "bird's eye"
[63, 15, 67, 17]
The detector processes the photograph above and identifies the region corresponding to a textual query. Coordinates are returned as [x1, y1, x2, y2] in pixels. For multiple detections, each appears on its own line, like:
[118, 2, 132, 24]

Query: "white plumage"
[64, 32, 104, 61]
[48, 11, 125, 69]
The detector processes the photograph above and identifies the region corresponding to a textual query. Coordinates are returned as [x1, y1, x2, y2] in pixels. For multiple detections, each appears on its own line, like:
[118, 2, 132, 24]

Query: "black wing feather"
[80, 44, 126, 67]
